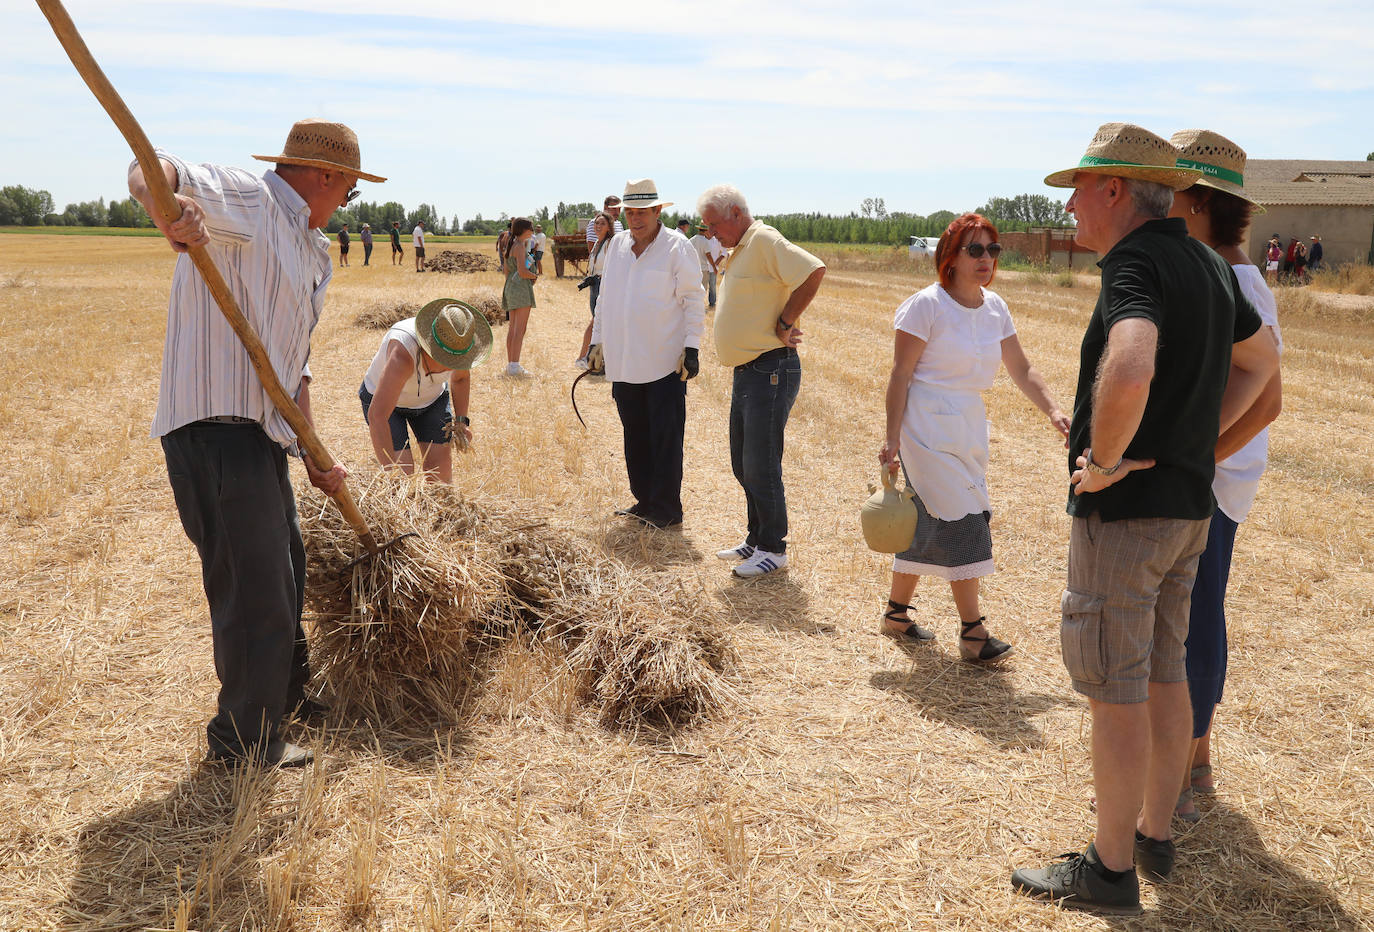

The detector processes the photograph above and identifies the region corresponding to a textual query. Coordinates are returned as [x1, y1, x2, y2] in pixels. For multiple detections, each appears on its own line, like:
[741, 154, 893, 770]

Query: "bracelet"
[455, 415, 470, 426]
[1084, 449, 1122, 477]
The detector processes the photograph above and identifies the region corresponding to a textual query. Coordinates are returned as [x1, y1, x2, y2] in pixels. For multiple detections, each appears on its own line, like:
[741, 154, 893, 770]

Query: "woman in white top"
[576, 211, 616, 368]
[878, 214, 1070, 662]
[360, 299, 491, 483]
[1167, 130, 1284, 818]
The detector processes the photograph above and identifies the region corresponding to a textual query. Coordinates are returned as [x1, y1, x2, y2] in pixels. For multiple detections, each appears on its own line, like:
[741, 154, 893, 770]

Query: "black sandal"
[881, 599, 935, 644]
[959, 616, 1013, 663]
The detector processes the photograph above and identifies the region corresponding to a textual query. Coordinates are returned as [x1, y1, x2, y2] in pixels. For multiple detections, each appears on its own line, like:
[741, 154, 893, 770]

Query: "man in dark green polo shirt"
[1011, 124, 1279, 916]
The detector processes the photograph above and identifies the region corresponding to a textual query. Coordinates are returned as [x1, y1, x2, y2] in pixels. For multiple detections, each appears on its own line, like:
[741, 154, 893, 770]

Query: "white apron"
[899, 382, 992, 522]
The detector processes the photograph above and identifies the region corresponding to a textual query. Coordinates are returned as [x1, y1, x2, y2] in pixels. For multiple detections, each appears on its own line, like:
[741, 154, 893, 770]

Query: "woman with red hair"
[878, 213, 1070, 661]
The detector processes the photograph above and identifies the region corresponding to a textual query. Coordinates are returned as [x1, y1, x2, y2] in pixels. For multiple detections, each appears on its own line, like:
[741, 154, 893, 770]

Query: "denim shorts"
[359, 383, 452, 451]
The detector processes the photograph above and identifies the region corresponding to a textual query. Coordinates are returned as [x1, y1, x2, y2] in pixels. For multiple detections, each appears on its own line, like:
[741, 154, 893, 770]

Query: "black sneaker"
[1011, 845, 1142, 916]
[1134, 831, 1175, 882]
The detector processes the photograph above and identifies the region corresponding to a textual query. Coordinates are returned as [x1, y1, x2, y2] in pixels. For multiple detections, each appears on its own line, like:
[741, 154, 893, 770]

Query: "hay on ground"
[461, 286, 504, 326]
[300, 474, 736, 727]
[354, 300, 420, 330]
[424, 250, 496, 273]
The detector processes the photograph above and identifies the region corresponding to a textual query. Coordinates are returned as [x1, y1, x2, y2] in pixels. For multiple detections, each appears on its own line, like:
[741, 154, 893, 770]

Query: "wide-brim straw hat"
[253, 118, 386, 183]
[414, 299, 492, 371]
[1045, 122, 1201, 191]
[1169, 128, 1264, 211]
[620, 178, 673, 210]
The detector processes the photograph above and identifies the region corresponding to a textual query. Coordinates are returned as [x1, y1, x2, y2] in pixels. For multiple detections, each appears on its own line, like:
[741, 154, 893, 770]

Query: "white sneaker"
[716, 542, 755, 561]
[504, 362, 530, 378]
[733, 549, 787, 578]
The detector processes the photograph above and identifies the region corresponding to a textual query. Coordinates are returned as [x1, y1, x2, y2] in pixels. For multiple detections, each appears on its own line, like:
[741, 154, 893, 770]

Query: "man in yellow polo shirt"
[698, 184, 825, 577]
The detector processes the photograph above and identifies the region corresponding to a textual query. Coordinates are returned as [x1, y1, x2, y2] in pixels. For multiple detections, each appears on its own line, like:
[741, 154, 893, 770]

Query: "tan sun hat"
[620, 178, 673, 210]
[1045, 122, 1201, 191]
[253, 118, 386, 183]
[1169, 129, 1264, 211]
[414, 299, 492, 371]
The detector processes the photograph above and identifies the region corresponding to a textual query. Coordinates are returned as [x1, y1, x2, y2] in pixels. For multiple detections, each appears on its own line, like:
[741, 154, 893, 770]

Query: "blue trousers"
[162, 421, 310, 759]
[729, 347, 801, 553]
[1185, 509, 1239, 738]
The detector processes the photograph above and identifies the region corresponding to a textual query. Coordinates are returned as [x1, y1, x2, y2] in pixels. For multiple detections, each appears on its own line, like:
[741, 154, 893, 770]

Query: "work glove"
[677, 346, 699, 381]
[587, 344, 605, 374]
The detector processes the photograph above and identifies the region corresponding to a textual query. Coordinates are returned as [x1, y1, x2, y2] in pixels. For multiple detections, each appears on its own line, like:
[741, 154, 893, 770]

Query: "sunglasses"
[960, 242, 1002, 259]
[345, 186, 361, 204]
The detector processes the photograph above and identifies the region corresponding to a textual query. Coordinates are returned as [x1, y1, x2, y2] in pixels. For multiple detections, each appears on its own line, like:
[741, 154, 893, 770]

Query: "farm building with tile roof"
[1243, 159, 1374, 267]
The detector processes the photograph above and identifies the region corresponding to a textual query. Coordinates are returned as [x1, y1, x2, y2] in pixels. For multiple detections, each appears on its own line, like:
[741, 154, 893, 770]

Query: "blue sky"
[6, 0, 1373, 223]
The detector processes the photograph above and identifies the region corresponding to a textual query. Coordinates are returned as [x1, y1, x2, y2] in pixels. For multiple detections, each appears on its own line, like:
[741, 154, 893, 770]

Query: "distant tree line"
[3, 182, 1071, 243]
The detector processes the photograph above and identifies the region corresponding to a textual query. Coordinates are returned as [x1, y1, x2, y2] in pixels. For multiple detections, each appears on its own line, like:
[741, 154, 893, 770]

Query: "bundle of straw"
[299, 474, 736, 727]
[354, 300, 421, 330]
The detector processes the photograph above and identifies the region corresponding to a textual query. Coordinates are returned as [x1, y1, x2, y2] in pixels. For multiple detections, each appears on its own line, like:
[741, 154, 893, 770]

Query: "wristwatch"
[777, 316, 794, 330]
[1084, 450, 1122, 476]
[455, 415, 470, 426]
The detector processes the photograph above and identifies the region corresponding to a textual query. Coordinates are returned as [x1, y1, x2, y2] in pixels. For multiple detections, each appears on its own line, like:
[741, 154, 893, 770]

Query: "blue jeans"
[702, 270, 717, 306]
[729, 347, 801, 553]
[1185, 509, 1239, 737]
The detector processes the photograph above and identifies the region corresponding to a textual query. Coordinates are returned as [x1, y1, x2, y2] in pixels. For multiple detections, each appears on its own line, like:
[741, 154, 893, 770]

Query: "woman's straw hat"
[1045, 122, 1201, 191]
[620, 178, 673, 210]
[414, 299, 492, 371]
[1169, 128, 1264, 210]
[253, 118, 386, 183]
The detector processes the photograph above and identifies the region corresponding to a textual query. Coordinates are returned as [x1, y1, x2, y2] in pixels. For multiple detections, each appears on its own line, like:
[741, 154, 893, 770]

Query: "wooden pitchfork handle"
[36, 0, 380, 555]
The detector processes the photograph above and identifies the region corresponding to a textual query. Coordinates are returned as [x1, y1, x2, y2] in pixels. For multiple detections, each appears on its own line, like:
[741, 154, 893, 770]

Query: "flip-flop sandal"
[1190, 764, 1216, 795]
[1175, 786, 1201, 823]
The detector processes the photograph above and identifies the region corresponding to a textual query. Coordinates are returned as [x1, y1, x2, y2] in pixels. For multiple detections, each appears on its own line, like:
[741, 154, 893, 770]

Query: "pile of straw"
[461, 286, 504, 326]
[299, 475, 736, 727]
[424, 250, 496, 273]
[354, 300, 420, 330]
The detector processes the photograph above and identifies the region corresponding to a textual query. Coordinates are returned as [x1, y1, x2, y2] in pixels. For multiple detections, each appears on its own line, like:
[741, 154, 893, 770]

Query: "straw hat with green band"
[1169, 128, 1265, 211]
[1045, 122, 1202, 191]
[414, 299, 493, 371]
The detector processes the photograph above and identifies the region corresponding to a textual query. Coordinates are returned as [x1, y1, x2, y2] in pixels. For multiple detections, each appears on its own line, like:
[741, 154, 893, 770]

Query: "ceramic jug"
[860, 467, 918, 554]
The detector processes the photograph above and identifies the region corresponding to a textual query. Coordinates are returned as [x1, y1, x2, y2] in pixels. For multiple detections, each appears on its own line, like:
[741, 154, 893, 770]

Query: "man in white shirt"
[412, 220, 426, 272]
[127, 118, 377, 767]
[689, 223, 724, 307]
[589, 179, 706, 529]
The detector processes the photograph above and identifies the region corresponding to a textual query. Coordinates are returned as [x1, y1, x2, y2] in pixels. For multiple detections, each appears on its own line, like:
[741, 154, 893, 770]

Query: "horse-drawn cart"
[551, 233, 589, 278]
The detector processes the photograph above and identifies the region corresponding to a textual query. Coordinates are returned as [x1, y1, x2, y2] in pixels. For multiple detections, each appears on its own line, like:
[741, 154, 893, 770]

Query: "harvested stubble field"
[2, 233, 1372, 931]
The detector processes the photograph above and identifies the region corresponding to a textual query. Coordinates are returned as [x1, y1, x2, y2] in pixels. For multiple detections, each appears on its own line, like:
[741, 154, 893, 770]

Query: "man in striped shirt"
[127, 118, 384, 768]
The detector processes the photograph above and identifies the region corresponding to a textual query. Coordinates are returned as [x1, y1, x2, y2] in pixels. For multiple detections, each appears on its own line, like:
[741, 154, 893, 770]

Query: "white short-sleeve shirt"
[894, 283, 1016, 392]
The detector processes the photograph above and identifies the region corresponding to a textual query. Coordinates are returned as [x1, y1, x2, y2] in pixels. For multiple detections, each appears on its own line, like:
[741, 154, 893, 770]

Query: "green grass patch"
[0, 226, 163, 237]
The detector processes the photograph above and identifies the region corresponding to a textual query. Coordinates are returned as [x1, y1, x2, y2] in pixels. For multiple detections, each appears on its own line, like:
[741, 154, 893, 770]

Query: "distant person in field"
[699, 183, 825, 576]
[874, 212, 1067, 641]
[413, 220, 426, 272]
[586, 194, 624, 246]
[360, 299, 490, 481]
[500, 217, 539, 377]
[127, 118, 381, 768]
[1283, 236, 1299, 280]
[576, 210, 617, 369]
[1012, 123, 1277, 916]
[676, 218, 692, 238]
[530, 223, 547, 276]
[1307, 233, 1323, 271]
[337, 223, 350, 267]
[360, 222, 373, 265]
[1292, 237, 1308, 283]
[1264, 235, 1282, 283]
[689, 222, 723, 307]
[589, 178, 705, 529]
[1167, 129, 1284, 822]
[390, 220, 403, 264]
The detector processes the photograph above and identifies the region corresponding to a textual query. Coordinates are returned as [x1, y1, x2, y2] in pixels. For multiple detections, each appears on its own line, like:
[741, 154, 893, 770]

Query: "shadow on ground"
[597, 521, 704, 567]
[716, 573, 826, 634]
[870, 649, 1064, 750]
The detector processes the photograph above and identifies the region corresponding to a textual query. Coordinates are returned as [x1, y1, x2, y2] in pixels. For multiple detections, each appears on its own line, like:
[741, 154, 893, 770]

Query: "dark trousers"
[611, 372, 687, 524]
[1184, 509, 1238, 738]
[162, 421, 310, 759]
[730, 347, 801, 553]
[363, 242, 373, 265]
